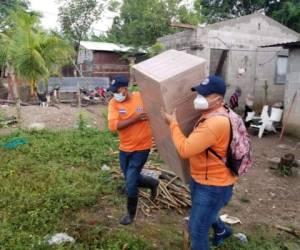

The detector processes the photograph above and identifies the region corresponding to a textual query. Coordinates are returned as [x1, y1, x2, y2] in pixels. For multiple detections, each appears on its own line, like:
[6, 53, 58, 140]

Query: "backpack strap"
[198, 110, 232, 178]
[206, 115, 233, 172]
[207, 148, 226, 163]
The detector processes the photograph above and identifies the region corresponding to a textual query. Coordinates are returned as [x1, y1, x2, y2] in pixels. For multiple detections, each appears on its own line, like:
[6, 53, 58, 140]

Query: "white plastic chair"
[250, 106, 283, 138]
[245, 111, 255, 122]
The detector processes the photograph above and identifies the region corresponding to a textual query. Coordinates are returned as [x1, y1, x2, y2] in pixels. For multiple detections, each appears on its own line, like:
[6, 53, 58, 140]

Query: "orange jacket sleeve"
[169, 120, 217, 159]
[108, 101, 119, 132]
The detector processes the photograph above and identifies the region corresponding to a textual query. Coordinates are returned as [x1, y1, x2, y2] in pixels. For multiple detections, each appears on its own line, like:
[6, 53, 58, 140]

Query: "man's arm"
[117, 113, 147, 130]
[169, 120, 217, 159]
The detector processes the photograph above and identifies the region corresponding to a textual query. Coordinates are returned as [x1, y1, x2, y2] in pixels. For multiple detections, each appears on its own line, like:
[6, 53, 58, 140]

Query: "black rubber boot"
[139, 175, 159, 200]
[116, 184, 126, 196]
[119, 197, 138, 225]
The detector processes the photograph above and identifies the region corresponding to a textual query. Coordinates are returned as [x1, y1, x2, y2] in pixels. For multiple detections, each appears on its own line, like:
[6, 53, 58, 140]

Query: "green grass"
[215, 225, 300, 250]
[0, 129, 299, 250]
[0, 128, 125, 249]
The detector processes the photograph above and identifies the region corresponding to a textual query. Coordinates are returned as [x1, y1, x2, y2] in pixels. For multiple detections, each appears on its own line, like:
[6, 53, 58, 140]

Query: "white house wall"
[225, 50, 257, 106]
[254, 47, 286, 106]
[207, 14, 299, 46]
[158, 29, 197, 51]
[158, 14, 299, 107]
[285, 48, 300, 137]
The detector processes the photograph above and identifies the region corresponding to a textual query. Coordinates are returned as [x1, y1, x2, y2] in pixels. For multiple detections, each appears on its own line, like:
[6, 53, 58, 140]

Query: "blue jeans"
[189, 178, 233, 250]
[119, 149, 150, 198]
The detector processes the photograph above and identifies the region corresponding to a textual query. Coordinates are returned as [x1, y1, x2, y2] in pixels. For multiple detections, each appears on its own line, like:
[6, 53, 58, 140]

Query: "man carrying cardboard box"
[162, 75, 237, 250]
[107, 76, 159, 225]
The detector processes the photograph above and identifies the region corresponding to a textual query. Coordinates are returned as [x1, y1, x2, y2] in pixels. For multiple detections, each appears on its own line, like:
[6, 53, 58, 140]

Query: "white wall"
[158, 14, 299, 108]
[285, 48, 300, 137]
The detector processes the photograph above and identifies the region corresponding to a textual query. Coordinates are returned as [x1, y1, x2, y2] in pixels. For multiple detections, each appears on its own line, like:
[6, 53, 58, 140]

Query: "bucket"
[270, 108, 283, 122]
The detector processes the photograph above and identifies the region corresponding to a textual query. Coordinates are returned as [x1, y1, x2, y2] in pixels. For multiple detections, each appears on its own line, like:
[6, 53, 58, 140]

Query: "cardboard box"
[133, 50, 208, 183]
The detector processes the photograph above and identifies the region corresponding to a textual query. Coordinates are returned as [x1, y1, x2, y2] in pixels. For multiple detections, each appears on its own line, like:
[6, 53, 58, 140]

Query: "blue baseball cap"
[108, 76, 129, 93]
[191, 75, 226, 97]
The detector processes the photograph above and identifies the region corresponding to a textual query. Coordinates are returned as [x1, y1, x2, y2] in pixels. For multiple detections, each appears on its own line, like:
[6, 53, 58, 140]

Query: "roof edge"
[207, 12, 300, 37]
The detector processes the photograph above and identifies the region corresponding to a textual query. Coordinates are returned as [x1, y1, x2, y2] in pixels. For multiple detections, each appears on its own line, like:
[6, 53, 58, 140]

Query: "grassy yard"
[0, 128, 299, 249]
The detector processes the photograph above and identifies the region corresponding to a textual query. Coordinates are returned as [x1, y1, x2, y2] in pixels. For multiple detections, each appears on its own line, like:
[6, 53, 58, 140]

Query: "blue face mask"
[114, 92, 126, 102]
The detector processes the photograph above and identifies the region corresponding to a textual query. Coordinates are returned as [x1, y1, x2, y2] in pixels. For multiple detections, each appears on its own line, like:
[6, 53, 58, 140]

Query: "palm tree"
[9, 10, 73, 95]
[0, 9, 73, 121]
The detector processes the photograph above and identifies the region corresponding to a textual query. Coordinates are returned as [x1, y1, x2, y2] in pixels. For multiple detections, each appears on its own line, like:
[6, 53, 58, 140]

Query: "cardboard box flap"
[133, 50, 207, 83]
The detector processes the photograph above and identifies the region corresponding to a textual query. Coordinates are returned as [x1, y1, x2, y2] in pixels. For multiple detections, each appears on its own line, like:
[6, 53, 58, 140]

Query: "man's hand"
[117, 112, 148, 130]
[135, 112, 148, 121]
[161, 108, 177, 125]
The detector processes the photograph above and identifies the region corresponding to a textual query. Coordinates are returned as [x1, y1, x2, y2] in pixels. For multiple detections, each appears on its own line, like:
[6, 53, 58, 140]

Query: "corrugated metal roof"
[262, 41, 300, 48]
[80, 41, 134, 53]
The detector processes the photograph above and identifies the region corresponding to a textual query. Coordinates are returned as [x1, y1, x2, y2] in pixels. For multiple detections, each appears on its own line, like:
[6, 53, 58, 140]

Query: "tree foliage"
[178, 0, 203, 25]
[148, 42, 166, 57]
[270, 0, 300, 32]
[201, 0, 271, 23]
[0, 10, 74, 95]
[105, 0, 204, 47]
[201, 0, 300, 32]
[0, 0, 29, 31]
[57, 0, 102, 45]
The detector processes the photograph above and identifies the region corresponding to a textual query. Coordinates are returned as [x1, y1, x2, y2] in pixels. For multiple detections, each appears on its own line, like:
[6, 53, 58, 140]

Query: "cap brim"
[191, 85, 211, 96]
[107, 85, 117, 93]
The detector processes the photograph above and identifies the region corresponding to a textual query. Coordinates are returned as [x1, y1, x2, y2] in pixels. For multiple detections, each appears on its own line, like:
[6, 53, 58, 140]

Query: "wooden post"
[77, 82, 81, 108]
[183, 219, 190, 250]
[280, 91, 297, 142]
[8, 67, 22, 127]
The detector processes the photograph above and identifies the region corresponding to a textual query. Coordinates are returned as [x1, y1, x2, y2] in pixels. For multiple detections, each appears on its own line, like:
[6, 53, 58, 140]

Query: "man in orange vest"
[162, 75, 236, 249]
[108, 76, 159, 225]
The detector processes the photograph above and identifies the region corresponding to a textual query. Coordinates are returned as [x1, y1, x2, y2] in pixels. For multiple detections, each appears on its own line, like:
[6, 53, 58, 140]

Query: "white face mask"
[193, 95, 209, 110]
[114, 93, 126, 102]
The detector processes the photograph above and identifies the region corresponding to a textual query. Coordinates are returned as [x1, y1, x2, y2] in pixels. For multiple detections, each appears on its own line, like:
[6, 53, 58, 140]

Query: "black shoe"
[139, 175, 159, 200]
[119, 197, 138, 225]
[116, 185, 126, 195]
[119, 214, 133, 225]
[150, 179, 159, 200]
[213, 226, 232, 246]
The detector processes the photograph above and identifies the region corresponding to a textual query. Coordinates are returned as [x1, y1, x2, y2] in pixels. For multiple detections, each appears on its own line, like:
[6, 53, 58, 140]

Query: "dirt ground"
[1, 103, 300, 231]
[0, 103, 107, 133]
[225, 134, 300, 229]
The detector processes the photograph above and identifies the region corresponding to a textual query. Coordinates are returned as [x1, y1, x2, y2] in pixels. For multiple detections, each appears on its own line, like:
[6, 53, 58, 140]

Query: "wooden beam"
[215, 50, 228, 76]
[170, 22, 196, 29]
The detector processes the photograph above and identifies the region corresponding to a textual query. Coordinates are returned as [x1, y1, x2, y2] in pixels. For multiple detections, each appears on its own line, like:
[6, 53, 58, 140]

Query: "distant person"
[34, 87, 49, 107]
[50, 85, 60, 103]
[244, 93, 254, 127]
[229, 87, 241, 110]
[107, 76, 159, 225]
[161, 75, 237, 250]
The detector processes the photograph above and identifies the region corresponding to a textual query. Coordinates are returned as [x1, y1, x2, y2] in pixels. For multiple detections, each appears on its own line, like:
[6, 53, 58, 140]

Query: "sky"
[29, 0, 117, 34]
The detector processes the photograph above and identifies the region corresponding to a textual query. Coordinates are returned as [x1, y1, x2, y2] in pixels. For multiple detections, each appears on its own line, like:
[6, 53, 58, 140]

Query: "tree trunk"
[7, 65, 21, 126]
[11, 75, 21, 126]
[7, 73, 15, 101]
[30, 79, 38, 102]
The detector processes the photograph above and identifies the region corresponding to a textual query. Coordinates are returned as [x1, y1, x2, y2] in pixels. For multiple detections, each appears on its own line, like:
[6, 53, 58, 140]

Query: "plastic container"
[234, 233, 248, 243]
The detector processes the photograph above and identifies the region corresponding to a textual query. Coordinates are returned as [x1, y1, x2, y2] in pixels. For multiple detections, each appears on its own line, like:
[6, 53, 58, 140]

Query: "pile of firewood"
[111, 164, 191, 216]
[109, 141, 191, 216]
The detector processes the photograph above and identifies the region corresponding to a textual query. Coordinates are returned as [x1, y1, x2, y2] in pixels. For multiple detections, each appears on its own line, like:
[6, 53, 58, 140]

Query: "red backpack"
[204, 106, 252, 176]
